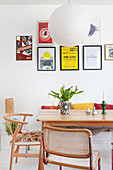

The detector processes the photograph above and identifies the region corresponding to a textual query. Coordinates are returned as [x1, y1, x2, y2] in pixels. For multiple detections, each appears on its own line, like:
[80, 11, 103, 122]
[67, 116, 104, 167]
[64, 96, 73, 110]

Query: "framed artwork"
[83, 45, 102, 70]
[83, 20, 101, 44]
[60, 46, 79, 71]
[37, 47, 56, 71]
[105, 44, 113, 60]
[16, 36, 32, 60]
[37, 21, 53, 45]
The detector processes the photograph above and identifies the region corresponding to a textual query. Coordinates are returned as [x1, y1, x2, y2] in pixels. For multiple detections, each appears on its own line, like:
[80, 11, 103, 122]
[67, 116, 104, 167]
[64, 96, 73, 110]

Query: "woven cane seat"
[15, 131, 41, 143]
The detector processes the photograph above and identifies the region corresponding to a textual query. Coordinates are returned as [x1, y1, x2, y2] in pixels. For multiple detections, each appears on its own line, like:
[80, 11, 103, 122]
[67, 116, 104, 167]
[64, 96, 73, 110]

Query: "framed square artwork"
[16, 36, 32, 60]
[105, 44, 113, 60]
[37, 47, 56, 71]
[83, 45, 102, 70]
[37, 21, 53, 45]
[60, 46, 79, 71]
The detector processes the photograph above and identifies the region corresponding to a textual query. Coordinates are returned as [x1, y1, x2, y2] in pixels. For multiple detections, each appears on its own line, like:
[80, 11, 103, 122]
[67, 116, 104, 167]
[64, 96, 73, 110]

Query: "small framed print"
[37, 47, 56, 71]
[105, 44, 113, 60]
[16, 36, 32, 61]
[60, 46, 79, 71]
[83, 45, 102, 70]
[37, 21, 53, 45]
[83, 20, 101, 44]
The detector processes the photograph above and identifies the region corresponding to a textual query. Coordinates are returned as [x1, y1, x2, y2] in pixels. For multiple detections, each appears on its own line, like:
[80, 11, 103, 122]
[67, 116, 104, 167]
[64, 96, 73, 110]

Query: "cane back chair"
[42, 126, 101, 170]
[4, 113, 42, 170]
[111, 142, 113, 170]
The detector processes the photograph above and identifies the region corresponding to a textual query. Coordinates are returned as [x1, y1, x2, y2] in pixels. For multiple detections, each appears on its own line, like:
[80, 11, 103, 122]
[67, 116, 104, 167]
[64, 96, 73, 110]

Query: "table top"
[37, 109, 113, 123]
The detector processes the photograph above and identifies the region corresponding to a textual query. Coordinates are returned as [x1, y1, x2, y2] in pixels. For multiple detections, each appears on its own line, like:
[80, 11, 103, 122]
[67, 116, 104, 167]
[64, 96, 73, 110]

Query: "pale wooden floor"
[0, 132, 112, 170]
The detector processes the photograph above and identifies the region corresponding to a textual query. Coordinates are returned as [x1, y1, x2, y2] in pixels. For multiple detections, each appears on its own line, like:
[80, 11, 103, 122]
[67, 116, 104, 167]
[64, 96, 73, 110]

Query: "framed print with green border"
[60, 46, 79, 71]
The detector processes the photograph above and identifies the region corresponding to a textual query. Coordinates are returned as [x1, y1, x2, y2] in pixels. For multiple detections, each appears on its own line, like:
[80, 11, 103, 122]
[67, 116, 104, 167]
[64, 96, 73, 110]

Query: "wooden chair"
[42, 125, 101, 170]
[111, 142, 113, 170]
[4, 113, 43, 170]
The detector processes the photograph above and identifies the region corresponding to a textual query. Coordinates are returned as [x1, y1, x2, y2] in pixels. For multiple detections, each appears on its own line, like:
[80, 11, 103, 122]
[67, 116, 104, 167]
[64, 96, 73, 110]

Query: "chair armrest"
[4, 115, 28, 125]
[9, 113, 33, 117]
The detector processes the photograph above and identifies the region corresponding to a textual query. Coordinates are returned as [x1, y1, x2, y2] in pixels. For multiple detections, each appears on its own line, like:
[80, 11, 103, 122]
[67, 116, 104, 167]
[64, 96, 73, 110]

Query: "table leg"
[38, 141, 44, 170]
[38, 122, 44, 170]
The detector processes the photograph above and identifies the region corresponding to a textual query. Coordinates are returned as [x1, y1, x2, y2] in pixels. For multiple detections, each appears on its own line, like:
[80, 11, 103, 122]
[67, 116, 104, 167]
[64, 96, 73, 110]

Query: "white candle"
[103, 92, 104, 101]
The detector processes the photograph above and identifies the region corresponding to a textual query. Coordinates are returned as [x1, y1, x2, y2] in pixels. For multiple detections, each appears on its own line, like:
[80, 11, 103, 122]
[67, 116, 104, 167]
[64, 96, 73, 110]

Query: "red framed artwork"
[37, 21, 53, 45]
[16, 36, 32, 61]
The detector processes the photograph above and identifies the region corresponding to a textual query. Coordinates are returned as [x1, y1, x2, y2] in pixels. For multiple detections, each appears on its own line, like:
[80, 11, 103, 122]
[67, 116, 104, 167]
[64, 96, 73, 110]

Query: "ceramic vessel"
[61, 101, 70, 114]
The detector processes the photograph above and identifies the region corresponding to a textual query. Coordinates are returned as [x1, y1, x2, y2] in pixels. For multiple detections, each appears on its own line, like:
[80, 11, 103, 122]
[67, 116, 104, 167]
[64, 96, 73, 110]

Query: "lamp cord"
[68, 0, 71, 4]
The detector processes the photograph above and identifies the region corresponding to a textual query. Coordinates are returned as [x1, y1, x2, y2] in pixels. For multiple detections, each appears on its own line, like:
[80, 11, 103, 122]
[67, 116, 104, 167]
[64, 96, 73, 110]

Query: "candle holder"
[101, 101, 107, 114]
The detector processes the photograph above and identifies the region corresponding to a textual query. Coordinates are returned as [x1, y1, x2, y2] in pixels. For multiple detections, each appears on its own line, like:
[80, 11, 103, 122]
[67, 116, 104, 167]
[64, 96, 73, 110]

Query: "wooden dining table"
[37, 109, 113, 170]
[37, 109, 113, 129]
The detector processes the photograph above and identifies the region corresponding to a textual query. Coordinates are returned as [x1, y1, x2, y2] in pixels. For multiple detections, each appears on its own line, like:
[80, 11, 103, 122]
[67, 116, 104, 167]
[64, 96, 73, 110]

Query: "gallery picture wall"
[15, 19, 113, 70]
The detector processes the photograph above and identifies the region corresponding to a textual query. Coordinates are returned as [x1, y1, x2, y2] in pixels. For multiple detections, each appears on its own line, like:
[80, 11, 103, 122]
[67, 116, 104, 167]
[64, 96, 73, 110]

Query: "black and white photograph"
[105, 44, 113, 60]
[37, 47, 56, 71]
[83, 45, 102, 70]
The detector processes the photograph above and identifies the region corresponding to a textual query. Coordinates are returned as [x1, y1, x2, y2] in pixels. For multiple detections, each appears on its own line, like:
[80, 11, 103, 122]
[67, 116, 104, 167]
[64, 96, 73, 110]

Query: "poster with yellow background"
[60, 46, 79, 70]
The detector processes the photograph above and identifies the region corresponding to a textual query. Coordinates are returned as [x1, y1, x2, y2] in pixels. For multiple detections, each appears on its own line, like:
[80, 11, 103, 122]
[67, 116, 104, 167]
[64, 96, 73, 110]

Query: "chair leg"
[38, 142, 44, 170]
[28, 146, 30, 151]
[15, 146, 19, 163]
[25, 146, 28, 158]
[10, 143, 15, 170]
[112, 147, 113, 170]
[98, 157, 101, 170]
[25, 146, 28, 154]
[60, 166, 62, 170]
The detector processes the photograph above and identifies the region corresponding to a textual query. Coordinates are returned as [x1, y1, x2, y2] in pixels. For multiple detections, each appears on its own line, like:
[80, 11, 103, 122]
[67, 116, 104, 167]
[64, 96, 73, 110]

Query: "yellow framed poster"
[60, 46, 79, 70]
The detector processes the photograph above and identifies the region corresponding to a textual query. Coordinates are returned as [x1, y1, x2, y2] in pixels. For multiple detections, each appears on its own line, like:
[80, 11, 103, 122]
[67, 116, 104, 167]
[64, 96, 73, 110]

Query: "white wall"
[0, 5, 113, 129]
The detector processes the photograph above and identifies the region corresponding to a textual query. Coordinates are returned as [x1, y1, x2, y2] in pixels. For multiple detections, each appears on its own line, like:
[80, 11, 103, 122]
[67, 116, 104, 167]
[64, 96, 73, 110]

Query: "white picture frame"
[83, 20, 101, 44]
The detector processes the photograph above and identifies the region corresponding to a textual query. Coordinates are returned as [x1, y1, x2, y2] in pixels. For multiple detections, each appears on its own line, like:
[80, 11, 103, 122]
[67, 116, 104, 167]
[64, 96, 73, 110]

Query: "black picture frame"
[60, 46, 79, 71]
[37, 47, 56, 71]
[83, 45, 102, 70]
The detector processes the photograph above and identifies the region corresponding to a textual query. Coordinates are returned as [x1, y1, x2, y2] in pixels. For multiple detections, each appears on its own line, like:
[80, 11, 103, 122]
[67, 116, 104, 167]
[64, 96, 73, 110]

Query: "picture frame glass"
[37, 21, 53, 45]
[83, 46, 102, 70]
[83, 20, 101, 44]
[16, 36, 32, 61]
[60, 46, 79, 70]
[37, 47, 56, 71]
[105, 44, 113, 60]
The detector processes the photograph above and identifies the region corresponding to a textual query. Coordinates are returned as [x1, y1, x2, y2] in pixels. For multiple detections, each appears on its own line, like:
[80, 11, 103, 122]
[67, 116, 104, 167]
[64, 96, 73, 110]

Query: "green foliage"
[5, 119, 18, 136]
[48, 85, 84, 109]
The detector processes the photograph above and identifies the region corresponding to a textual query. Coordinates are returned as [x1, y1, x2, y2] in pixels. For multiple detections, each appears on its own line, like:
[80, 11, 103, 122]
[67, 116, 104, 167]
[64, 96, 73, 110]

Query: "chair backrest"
[5, 98, 14, 113]
[4, 113, 33, 140]
[43, 126, 93, 159]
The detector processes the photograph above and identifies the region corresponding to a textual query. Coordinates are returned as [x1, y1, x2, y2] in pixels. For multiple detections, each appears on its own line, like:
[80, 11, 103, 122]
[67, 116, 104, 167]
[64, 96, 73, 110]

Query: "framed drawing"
[37, 21, 53, 45]
[83, 20, 101, 44]
[83, 45, 102, 70]
[37, 47, 56, 71]
[105, 44, 113, 60]
[60, 46, 79, 71]
[16, 36, 32, 60]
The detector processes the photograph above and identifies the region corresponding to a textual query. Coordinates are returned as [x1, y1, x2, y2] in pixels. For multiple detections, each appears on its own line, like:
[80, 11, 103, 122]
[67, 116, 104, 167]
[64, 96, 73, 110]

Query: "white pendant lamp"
[48, 4, 90, 47]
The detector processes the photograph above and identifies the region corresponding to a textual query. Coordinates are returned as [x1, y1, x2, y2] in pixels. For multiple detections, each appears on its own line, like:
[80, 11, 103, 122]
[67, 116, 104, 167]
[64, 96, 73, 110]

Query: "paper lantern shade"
[49, 5, 90, 47]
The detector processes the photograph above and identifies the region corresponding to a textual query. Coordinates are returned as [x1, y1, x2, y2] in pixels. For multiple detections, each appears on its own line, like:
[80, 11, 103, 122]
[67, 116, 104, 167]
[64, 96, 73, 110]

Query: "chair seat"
[12, 131, 41, 145]
[47, 151, 100, 170]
